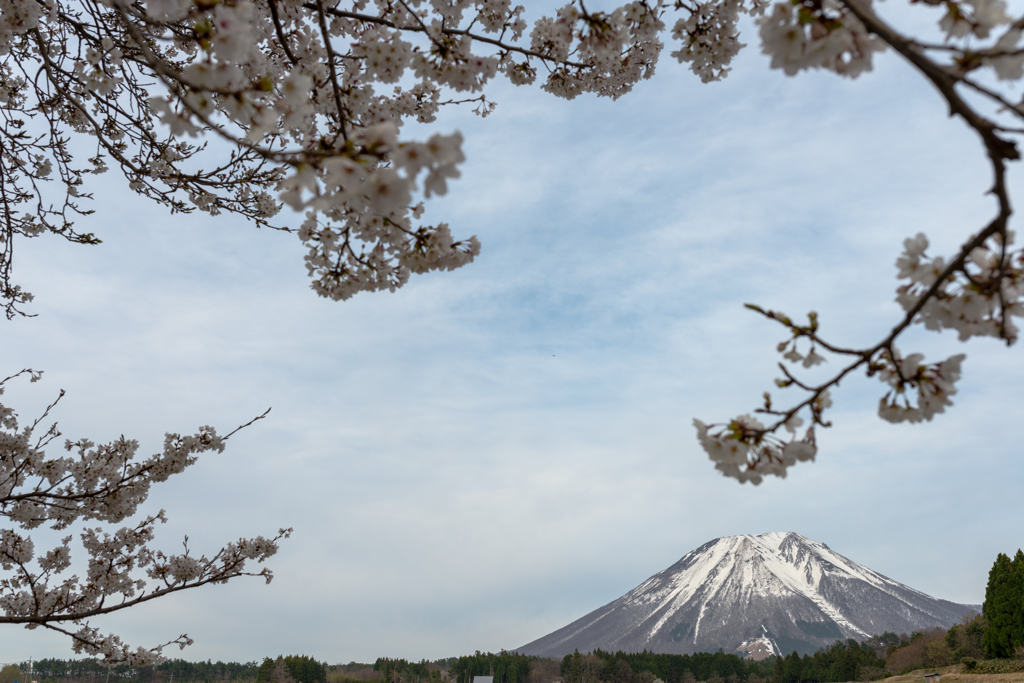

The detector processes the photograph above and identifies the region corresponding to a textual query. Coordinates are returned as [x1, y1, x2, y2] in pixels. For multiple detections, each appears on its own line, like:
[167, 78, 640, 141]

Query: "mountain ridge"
[517, 532, 979, 658]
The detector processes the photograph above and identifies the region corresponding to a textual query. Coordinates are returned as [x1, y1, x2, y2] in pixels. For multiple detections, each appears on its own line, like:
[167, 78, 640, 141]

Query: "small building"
[472, 677, 494, 683]
[924, 674, 940, 683]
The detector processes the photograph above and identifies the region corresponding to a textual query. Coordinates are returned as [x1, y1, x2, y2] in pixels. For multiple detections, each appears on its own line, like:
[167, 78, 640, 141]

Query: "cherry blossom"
[876, 350, 966, 424]
[0, 369, 290, 663]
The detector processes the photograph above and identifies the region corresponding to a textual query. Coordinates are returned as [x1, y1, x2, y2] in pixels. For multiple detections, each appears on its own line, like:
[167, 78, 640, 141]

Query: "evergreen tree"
[782, 653, 803, 683]
[256, 658, 277, 683]
[283, 656, 327, 683]
[1011, 550, 1024, 651]
[983, 551, 1024, 658]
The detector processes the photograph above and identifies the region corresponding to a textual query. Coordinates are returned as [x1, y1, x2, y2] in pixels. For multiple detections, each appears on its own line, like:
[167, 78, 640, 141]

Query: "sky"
[2, 1, 1023, 667]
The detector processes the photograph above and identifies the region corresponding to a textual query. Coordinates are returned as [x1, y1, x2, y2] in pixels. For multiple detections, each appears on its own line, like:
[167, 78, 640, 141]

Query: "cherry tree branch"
[695, 0, 1023, 483]
[0, 372, 290, 663]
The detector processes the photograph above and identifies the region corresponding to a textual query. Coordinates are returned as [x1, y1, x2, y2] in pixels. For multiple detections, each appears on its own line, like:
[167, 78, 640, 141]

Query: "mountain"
[517, 532, 979, 658]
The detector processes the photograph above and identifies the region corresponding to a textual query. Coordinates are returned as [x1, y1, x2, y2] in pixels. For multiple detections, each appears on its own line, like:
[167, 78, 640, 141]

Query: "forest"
[3, 623, 1020, 683]
[4, 657, 327, 683]
[557, 640, 885, 683]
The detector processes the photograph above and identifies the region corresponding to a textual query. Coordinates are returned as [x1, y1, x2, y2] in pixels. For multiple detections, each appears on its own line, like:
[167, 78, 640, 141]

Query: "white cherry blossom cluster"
[895, 232, 1024, 343]
[528, 1, 665, 100]
[281, 124, 481, 299]
[670, 0, 764, 83]
[757, 0, 884, 77]
[0, 0, 47, 40]
[985, 28, 1024, 80]
[875, 349, 966, 423]
[694, 309, 833, 484]
[938, 0, 1009, 40]
[694, 411, 819, 485]
[0, 370, 290, 663]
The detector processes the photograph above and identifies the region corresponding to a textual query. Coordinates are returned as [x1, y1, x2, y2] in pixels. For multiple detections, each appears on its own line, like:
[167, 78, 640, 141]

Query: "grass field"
[881, 667, 1024, 683]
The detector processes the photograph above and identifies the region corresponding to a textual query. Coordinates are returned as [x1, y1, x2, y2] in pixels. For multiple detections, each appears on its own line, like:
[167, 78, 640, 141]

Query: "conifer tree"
[1012, 550, 1024, 652]
[983, 551, 1024, 658]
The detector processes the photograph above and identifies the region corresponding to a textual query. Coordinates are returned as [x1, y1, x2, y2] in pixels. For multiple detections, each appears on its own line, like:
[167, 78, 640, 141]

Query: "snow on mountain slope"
[517, 532, 979, 658]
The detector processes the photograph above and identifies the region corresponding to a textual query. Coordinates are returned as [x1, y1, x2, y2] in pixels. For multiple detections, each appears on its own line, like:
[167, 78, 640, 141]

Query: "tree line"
[557, 643, 889, 683]
[256, 657, 327, 683]
[564, 648, 769, 683]
[372, 659, 440, 683]
[10, 659, 262, 683]
[768, 640, 888, 683]
[447, 651, 533, 683]
[5, 658, 328, 683]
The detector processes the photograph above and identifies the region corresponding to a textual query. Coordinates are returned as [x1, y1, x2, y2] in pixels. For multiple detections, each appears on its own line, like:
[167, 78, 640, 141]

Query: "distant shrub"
[970, 659, 1024, 674]
[946, 614, 987, 662]
[0, 664, 22, 683]
[924, 639, 954, 669]
[855, 667, 887, 681]
[885, 629, 947, 674]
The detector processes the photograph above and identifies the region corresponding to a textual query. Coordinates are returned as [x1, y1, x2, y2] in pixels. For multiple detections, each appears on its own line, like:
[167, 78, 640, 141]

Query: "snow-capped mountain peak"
[518, 532, 979, 658]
